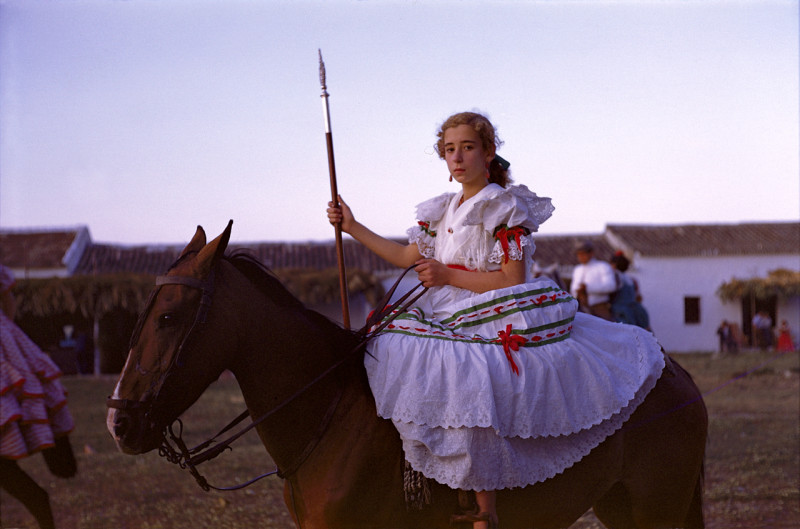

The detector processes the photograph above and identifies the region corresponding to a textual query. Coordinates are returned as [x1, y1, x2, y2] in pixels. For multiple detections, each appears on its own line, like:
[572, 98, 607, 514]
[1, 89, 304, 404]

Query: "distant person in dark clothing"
[752, 311, 773, 350]
[716, 320, 737, 354]
[609, 252, 651, 331]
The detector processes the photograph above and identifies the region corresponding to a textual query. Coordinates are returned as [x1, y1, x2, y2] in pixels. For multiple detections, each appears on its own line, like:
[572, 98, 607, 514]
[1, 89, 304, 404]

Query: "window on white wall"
[684, 296, 701, 324]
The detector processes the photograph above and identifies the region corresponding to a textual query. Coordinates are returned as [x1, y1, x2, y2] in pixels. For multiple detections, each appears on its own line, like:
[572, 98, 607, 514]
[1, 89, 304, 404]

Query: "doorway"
[741, 294, 777, 347]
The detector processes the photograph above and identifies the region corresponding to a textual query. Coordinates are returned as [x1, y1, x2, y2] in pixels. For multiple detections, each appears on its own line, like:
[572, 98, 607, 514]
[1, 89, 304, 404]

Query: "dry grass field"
[2, 350, 798, 529]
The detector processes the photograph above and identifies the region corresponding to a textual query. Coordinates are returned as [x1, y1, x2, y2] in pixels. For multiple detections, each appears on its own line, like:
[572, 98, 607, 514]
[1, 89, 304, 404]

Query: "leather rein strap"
[121, 264, 427, 492]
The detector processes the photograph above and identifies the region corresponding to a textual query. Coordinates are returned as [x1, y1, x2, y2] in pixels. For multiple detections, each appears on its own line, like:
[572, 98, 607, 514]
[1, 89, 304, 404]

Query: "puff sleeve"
[406, 192, 455, 258]
[464, 185, 554, 264]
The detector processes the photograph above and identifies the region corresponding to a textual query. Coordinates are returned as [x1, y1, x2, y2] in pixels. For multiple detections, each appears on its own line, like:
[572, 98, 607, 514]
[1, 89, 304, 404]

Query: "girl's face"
[443, 124, 494, 189]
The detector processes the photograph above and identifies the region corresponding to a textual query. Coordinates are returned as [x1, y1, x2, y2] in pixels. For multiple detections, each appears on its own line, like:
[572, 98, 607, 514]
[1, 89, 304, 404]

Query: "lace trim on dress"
[408, 192, 454, 259]
[408, 226, 436, 258]
[415, 192, 455, 223]
[465, 184, 554, 234]
[488, 234, 532, 264]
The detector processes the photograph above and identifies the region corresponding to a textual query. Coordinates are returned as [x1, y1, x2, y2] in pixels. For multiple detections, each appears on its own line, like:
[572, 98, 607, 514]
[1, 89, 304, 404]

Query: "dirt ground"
[572, 350, 800, 529]
[1, 350, 798, 528]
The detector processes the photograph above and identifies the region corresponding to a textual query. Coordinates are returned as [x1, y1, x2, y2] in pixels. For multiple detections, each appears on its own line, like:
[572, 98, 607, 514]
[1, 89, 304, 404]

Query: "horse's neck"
[229, 305, 362, 475]
[222, 290, 419, 525]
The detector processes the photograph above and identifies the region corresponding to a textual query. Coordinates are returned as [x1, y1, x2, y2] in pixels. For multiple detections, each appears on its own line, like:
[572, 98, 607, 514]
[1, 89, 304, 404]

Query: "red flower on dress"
[418, 221, 437, 237]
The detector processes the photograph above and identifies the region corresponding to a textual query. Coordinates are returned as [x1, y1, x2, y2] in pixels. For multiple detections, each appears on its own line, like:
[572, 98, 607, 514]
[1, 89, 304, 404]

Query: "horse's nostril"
[114, 416, 130, 438]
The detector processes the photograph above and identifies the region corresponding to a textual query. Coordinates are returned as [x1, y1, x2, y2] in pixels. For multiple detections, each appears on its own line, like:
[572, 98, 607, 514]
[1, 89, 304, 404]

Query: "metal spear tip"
[318, 49, 327, 90]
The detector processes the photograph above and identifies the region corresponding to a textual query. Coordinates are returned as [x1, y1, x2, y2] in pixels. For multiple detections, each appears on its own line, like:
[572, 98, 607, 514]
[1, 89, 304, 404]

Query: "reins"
[131, 263, 427, 492]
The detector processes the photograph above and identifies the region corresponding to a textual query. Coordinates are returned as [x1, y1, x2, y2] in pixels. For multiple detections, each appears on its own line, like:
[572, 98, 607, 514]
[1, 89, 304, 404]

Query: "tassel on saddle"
[403, 460, 431, 510]
[402, 463, 498, 528]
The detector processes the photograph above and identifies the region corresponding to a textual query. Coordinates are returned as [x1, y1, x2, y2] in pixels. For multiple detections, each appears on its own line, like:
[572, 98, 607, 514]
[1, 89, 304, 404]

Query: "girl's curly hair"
[434, 111, 511, 187]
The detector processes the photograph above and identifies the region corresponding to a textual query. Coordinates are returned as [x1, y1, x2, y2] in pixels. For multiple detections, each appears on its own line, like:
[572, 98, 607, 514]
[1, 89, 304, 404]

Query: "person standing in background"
[609, 252, 651, 331]
[776, 320, 795, 352]
[571, 241, 617, 321]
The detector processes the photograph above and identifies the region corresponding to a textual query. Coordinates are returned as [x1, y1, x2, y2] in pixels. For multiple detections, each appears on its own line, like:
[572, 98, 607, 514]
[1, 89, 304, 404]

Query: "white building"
[3, 222, 797, 354]
[604, 223, 800, 353]
[375, 222, 800, 353]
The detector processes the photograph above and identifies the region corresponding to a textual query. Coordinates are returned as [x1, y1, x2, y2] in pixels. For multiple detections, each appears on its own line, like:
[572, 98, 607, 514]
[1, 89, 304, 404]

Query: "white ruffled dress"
[365, 183, 664, 491]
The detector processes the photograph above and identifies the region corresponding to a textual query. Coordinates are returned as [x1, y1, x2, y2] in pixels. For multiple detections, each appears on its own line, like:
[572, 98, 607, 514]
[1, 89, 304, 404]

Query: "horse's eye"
[157, 313, 176, 328]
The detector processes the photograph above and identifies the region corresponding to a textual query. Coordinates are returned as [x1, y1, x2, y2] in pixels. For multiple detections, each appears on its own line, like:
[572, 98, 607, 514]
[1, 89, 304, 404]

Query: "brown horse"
[107, 223, 707, 529]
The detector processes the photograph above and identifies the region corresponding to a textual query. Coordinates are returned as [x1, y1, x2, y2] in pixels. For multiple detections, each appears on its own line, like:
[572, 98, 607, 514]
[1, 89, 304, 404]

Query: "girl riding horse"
[327, 111, 667, 529]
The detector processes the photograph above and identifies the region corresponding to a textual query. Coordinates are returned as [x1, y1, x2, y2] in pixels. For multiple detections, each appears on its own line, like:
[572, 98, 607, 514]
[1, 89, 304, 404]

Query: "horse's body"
[107, 224, 707, 529]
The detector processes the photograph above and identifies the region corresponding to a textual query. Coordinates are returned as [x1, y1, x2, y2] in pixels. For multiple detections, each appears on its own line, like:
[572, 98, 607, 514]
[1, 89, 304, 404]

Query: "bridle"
[107, 271, 215, 418]
[108, 262, 427, 492]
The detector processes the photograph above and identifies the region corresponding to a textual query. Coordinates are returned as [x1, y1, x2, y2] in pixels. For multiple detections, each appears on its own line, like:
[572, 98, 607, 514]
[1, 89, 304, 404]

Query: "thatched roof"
[274, 268, 384, 306]
[717, 268, 800, 301]
[12, 274, 155, 319]
[12, 268, 383, 320]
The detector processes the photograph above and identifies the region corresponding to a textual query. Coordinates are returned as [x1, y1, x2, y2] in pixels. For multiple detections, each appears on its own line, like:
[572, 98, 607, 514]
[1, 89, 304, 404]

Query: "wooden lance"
[319, 50, 351, 329]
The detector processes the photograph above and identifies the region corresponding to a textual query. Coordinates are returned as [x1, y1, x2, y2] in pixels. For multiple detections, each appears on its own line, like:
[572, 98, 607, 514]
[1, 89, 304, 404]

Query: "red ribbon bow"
[498, 324, 526, 376]
[495, 225, 527, 263]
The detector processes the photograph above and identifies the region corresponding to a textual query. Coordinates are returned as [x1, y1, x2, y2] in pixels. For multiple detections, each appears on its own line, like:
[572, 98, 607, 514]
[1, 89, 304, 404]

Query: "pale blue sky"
[1, 0, 797, 245]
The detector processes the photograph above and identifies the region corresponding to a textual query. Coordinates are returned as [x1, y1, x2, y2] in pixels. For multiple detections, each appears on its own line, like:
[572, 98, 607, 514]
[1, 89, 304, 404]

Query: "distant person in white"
[570, 241, 617, 321]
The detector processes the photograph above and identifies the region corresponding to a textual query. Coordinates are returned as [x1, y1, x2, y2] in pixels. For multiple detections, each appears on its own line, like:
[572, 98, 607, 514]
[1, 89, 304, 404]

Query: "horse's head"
[107, 221, 233, 454]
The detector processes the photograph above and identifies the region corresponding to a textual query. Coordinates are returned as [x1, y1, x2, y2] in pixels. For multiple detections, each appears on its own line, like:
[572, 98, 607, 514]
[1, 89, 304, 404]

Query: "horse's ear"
[179, 226, 207, 260]
[195, 220, 233, 277]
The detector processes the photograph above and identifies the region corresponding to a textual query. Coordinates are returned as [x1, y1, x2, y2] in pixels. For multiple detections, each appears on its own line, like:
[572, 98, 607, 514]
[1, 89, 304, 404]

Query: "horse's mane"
[129, 250, 361, 352]
[226, 250, 305, 309]
[225, 250, 360, 346]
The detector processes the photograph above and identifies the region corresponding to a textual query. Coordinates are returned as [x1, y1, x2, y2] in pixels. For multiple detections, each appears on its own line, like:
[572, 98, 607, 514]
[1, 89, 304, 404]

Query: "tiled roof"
[8, 221, 798, 278]
[75, 236, 601, 276]
[531, 234, 614, 267]
[75, 244, 184, 276]
[74, 239, 400, 276]
[238, 239, 399, 273]
[0, 227, 87, 271]
[606, 222, 800, 258]
[74, 235, 614, 276]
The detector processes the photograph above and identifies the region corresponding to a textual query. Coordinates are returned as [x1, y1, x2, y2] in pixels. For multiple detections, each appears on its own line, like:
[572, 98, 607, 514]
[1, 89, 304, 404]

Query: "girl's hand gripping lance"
[319, 50, 351, 329]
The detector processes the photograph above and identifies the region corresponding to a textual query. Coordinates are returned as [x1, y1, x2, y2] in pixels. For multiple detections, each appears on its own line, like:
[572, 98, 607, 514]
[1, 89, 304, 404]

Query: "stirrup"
[450, 511, 499, 529]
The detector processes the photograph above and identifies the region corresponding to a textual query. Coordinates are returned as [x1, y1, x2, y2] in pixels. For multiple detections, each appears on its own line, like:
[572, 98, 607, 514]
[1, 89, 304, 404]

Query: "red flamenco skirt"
[777, 331, 795, 352]
[1, 312, 74, 460]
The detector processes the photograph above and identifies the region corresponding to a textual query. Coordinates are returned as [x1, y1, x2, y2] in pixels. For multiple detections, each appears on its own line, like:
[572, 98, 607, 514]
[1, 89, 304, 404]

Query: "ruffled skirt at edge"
[1, 313, 75, 460]
[365, 280, 665, 490]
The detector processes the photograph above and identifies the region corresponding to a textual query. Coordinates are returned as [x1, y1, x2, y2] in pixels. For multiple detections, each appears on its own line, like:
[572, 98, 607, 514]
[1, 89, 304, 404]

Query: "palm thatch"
[274, 267, 384, 306]
[12, 274, 156, 319]
[717, 268, 800, 301]
[12, 268, 385, 320]
[11, 269, 384, 375]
